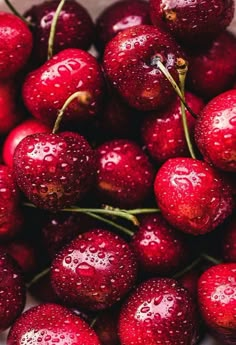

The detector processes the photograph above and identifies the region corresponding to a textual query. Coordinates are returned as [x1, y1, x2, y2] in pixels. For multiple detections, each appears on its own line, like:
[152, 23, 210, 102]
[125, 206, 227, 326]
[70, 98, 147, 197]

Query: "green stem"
[27, 267, 50, 289]
[4, 0, 33, 26]
[154, 57, 197, 119]
[201, 253, 222, 265]
[127, 208, 160, 215]
[47, 0, 66, 60]
[52, 91, 91, 134]
[84, 212, 134, 237]
[173, 256, 202, 279]
[176, 59, 197, 159]
[23, 202, 139, 227]
[62, 206, 139, 226]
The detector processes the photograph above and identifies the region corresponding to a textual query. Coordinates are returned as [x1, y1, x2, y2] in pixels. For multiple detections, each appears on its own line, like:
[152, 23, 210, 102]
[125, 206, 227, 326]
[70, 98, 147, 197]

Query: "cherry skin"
[3, 118, 50, 167]
[7, 303, 100, 345]
[131, 213, 189, 276]
[99, 93, 142, 140]
[22, 48, 104, 127]
[96, 139, 155, 208]
[25, 0, 94, 65]
[95, 0, 150, 53]
[103, 24, 184, 111]
[150, 0, 234, 46]
[0, 164, 23, 241]
[187, 31, 236, 100]
[195, 89, 236, 172]
[142, 92, 204, 164]
[0, 12, 32, 79]
[51, 229, 137, 311]
[119, 278, 199, 345]
[178, 269, 200, 300]
[222, 215, 236, 262]
[0, 81, 24, 136]
[0, 251, 26, 332]
[154, 158, 233, 235]
[0, 240, 37, 276]
[198, 263, 236, 345]
[13, 132, 96, 211]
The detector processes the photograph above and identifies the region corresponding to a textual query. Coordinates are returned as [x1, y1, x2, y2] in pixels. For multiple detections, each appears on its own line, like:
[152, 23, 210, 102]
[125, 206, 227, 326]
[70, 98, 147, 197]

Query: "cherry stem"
[63, 205, 140, 226]
[52, 91, 91, 134]
[176, 59, 197, 159]
[26, 267, 50, 289]
[201, 253, 222, 265]
[173, 256, 202, 279]
[4, 0, 34, 26]
[90, 316, 99, 328]
[155, 57, 197, 119]
[47, 0, 66, 60]
[23, 202, 160, 234]
[84, 212, 134, 237]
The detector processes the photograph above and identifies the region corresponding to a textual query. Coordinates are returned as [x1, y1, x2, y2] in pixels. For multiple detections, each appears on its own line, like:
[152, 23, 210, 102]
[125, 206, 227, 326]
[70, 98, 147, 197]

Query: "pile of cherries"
[0, 0, 236, 344]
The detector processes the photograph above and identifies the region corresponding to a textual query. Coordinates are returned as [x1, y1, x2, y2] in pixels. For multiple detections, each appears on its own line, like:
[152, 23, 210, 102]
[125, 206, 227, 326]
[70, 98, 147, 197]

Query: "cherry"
[51, 228, 137, 311]
[0, 12, 32, 79]
[195, 89, 236, 172]
[222, 215, 236, 262]
[103, 24, 184, 111]
[142, 92, 204, 164]
[131, 213, 189, 276]
[99, 93, 142, 140]
[150, 0, 234, 46]
[96, 139, 155, 208]
[13, 131, 96, 211]
[3, 118, 50, 167]
[7, 303, 100, 345]
[154, 158, 233, 235]
[22, 48, 104, 127]
[25, 0, 94, 65]
[0, 240, 37, 276]
[119, 278, 199, 345]
[0, 251, 26, 332]
[95, 0, 150, 53]
[178, 269, 201, 300]
[0, 80, 24, 136]
[198, 263, 236, 344]
[187, 31, 236, 100]
[0, 164, 23, 241]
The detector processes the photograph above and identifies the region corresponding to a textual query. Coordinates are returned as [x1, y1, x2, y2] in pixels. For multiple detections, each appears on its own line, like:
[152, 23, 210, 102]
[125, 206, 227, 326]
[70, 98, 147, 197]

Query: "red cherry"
[142, 92, 204, 164]
[131, 213, 189, 276]
[150, 0, 234, 46]
[119, 278, 199, 345]
[3, 118, 50, 167]
[13, 132, 96, 211]
[96, 139, 155, 208]
[0, 251, 26, 332]
[51, 229, 137, 311]
[198, 263, 236, 344]
[103, 25, 184, 111]
[187, 31, 236, 100]
[95, 0, 150, 52]
[25, 0, 94, 65]
[0, 12, 32, 79]
[154, 158, 233, 235]
[7, 303, 100, 345]
[22, 49, 104, 127]
[195, 89, 236, 172]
